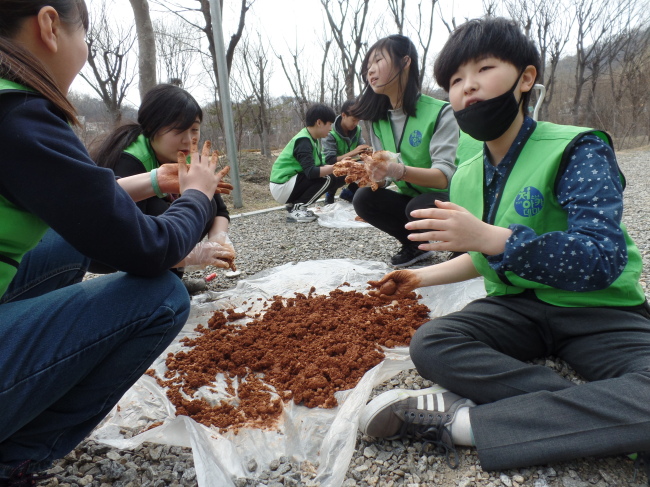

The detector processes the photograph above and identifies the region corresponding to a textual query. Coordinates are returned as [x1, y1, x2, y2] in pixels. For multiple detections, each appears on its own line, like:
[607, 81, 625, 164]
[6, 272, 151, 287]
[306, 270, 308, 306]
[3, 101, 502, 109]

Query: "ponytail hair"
[352, 35, 420, 122]
[0, 0, 89, 125]
[93, 84, 203, 169]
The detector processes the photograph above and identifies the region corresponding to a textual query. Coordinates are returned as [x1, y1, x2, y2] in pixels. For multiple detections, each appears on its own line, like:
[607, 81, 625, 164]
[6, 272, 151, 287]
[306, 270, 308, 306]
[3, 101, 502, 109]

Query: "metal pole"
[208, 0, 243, 208]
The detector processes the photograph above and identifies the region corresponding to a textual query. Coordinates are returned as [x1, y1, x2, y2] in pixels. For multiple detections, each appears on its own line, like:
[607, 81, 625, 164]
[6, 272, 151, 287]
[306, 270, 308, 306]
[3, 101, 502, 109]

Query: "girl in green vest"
[350, 35, 468, 268]
[92, 84, 235, 293]
[358, 17, 650, 475]
[0, 1, 232, 482]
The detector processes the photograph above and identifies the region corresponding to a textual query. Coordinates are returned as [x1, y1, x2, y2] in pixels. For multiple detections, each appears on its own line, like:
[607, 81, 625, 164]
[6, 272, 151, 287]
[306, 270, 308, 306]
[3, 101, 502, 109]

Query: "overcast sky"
[73, 0, 486, 107]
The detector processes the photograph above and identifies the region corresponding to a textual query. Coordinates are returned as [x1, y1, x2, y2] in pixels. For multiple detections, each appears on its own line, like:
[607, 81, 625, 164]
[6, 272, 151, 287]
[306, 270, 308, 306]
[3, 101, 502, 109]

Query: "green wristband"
[150, 168, 168, 198]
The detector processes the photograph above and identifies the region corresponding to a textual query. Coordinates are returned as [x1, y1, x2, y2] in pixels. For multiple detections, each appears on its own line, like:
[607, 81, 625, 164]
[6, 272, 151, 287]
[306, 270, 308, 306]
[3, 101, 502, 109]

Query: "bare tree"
[154, 17, 201, 91]
[388, 0, 406, 34]
[319, 39, 333, 105]
[506, 0, 573, 120]
[319, 0, 370, 100]
[239, 36, 273, 156]
[80, 1, 136, 124]
[128, 0, 157, 100]
[276, 43, 313, 121]
[570, 0, 632, 125]
[603, 21, 650, 145]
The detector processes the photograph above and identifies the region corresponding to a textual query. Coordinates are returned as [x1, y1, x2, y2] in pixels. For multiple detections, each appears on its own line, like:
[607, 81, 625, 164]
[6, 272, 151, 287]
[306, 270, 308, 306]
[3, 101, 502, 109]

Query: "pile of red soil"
[148, 285, 430, 432]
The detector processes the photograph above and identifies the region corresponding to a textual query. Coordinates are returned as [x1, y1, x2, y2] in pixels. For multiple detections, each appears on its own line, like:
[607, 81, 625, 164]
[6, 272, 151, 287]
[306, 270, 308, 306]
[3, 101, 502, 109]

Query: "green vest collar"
[0, 78, 36, 93]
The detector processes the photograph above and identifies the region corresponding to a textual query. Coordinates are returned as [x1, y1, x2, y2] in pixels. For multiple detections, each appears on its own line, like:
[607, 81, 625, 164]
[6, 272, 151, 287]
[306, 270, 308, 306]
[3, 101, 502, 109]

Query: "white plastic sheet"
[90, 259, 486, 487]
[312, 200, 371, 228]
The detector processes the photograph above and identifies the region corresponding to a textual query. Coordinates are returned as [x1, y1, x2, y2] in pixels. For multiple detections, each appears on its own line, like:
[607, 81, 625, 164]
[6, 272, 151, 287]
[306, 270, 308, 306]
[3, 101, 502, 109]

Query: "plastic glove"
[176, 241, 236, 270]
[208, 231, 236, 270]
[364, 151, 405, 182]
[367, 270, 421, 298]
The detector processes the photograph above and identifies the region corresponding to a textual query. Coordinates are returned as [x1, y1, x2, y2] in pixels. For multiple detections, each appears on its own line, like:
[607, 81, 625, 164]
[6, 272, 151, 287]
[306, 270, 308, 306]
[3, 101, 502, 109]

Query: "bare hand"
[350, 144, 371, 157]
[176, 139, 231, 199]
[406, 200, 511, 255]
[367, 270, 422, 298]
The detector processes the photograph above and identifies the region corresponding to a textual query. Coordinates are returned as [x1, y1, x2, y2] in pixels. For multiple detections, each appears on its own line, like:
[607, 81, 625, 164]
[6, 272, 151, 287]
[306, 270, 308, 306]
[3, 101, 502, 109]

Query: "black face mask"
[453, 73, 523, 142]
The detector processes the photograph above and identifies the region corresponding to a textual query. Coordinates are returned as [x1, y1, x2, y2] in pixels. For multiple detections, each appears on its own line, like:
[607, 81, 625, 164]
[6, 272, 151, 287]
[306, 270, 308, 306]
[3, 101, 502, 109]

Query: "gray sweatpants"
[409, 291, 650, 471]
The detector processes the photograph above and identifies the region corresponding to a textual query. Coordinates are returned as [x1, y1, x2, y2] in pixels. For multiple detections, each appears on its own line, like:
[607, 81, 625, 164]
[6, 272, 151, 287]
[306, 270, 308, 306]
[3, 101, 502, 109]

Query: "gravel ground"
[45, 147, 650, 487]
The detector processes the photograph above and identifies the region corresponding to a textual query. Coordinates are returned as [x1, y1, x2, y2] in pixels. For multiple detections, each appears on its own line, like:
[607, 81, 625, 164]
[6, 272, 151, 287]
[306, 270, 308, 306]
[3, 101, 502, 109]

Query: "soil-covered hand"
[208, 232, 237, 271]
[175, 240, 236, 270]
[367, 270, 421, 298]
[361, 150, 402, 182]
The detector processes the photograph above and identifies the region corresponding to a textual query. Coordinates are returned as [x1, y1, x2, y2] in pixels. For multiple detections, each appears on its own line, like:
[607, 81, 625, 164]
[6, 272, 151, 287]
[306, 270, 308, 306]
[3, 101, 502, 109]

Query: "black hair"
[93, 84, 202, 169]
[434, 17, 541, 111]
[341, 99, 357, 115]
[0, 0, 89, 124]
[305, 103, 336, 126]
[351, 35, 420, 122]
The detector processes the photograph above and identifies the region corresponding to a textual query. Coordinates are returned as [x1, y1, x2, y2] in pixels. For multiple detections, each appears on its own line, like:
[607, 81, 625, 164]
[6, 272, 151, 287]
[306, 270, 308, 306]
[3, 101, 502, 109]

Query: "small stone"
[149, 446, 164, 461]
[246, 459, 258, 472]
[363, 446, 377, 458]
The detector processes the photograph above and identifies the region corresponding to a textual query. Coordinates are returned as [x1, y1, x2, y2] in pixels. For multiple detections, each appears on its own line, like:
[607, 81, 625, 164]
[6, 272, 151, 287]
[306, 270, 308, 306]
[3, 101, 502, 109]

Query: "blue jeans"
[0, 230, 190, 476]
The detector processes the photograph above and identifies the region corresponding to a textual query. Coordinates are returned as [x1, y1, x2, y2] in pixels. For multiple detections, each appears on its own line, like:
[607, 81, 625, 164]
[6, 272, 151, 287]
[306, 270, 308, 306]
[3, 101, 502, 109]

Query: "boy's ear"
[37, 6, 61, 54]
[520, 65, 537, 93]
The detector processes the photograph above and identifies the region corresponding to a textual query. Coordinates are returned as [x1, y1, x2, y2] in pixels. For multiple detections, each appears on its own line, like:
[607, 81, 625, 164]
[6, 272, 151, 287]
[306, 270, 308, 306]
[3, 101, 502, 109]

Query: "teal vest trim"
[270, 127, 322, 184]
[450, 121, 645, 307]
[0, 80, 49, 296]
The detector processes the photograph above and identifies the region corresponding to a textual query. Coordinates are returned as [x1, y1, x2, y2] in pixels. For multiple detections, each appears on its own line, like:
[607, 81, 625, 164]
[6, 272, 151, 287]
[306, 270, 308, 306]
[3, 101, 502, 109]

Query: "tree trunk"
[128, 0, 157, 101]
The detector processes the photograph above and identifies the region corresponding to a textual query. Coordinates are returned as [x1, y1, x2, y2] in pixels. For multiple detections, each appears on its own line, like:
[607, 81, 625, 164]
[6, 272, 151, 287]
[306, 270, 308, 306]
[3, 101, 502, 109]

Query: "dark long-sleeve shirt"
[0, 92, 213, 276]
[485, 117, 627, 291]
[294, 137, 323, 179]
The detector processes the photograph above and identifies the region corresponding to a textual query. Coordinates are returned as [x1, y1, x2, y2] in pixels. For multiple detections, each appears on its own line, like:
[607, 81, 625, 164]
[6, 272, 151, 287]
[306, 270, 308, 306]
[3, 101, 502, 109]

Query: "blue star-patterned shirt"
[485, 117, 627, 292]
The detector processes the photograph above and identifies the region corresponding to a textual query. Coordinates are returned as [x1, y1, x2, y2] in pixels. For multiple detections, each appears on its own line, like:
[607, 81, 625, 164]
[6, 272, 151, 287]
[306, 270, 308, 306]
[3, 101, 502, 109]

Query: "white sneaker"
[286, 207, 317, 223]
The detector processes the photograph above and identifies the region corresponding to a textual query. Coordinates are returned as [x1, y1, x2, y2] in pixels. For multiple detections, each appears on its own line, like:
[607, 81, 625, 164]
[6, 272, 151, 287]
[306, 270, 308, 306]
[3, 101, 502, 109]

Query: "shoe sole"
[286, 217, 317, 223]
[359, 385, 448, 438]
[392, 250, 435, 268]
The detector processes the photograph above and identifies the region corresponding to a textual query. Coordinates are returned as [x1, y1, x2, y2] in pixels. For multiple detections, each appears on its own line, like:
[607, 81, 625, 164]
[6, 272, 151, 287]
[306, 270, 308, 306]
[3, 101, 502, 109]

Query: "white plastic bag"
[91, 259, 486, 486]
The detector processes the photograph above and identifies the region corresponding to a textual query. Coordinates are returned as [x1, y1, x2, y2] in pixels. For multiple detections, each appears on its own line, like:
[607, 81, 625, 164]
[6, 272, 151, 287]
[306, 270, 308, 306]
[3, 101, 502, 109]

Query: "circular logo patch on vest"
[514, 186, 544, 217]
[409, 130, 423, 147]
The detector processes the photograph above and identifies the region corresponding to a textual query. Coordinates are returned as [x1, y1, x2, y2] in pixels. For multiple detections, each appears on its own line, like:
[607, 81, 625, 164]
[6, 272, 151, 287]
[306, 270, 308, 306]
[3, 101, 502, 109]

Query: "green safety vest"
[373, 94, 482, 197]
[331, 125, 362, 155]
[123, 134, 159, 172]
[270, 127, 323, 184]
[450, 121, 645, 307]
[0, 79, 49, 297]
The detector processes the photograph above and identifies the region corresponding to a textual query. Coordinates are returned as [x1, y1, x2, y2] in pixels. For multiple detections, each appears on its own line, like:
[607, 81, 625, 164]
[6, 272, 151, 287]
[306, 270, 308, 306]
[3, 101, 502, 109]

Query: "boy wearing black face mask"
[357, 17, 650, 474]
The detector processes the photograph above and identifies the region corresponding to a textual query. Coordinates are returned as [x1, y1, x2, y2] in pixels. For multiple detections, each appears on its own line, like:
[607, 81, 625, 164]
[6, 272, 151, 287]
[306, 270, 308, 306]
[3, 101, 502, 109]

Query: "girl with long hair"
[351, 35, 480, 267]
[0, 1, 231, 482]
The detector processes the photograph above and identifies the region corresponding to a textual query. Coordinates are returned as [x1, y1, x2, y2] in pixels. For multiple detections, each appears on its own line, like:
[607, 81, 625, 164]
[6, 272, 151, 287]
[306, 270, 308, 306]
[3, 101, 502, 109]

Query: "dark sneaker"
[0, 461, 55, 486]
[183, 277, 207, 295]
[286, 206, 317, 223]
[340, 187, 355, 202]
[325, 192, 335, 205]
[390, 244, 434, 267]
[359, 386, 475, 468]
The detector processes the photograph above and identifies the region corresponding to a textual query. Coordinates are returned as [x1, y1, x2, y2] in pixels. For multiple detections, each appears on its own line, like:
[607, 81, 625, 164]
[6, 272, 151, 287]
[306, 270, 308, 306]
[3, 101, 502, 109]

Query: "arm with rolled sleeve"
[487, 134, 627, 292]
